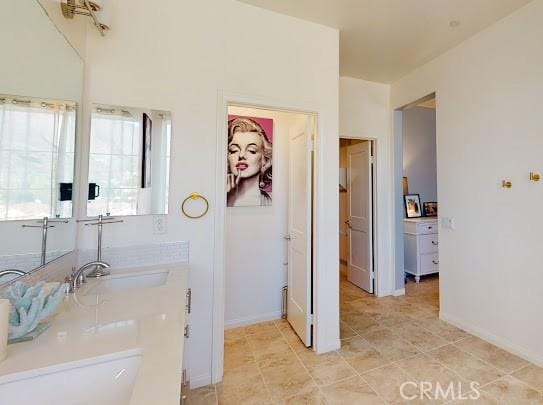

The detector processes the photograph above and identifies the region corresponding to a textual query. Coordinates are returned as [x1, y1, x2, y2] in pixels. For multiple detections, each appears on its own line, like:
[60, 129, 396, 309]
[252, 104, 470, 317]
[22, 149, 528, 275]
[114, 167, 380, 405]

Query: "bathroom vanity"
[0, 263, 189, 404]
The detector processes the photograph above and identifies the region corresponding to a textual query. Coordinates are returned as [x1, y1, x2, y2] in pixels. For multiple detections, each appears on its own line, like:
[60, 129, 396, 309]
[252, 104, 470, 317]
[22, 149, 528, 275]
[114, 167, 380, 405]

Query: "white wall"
[225, 106, 307, 328]
[36, 0, 88, 58]
[391, 0, 543, 366]
[339, 77, 395, 294]
[402, 106, 437, 203]
[81, 0, 339, 387]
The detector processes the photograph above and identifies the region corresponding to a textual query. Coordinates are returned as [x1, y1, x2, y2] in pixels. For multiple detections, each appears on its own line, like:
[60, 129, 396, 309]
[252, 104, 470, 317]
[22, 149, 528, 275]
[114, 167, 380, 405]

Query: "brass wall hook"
[501, 180, 512, 189]
[529, 172, 540, 182]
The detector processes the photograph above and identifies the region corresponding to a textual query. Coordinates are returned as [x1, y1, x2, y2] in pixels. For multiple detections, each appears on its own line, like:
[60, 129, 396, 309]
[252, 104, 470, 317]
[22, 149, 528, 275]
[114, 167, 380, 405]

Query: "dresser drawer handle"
[428, 226, 433, 230]
[431, 241, 438, 246]
[432, 260, 439, 265]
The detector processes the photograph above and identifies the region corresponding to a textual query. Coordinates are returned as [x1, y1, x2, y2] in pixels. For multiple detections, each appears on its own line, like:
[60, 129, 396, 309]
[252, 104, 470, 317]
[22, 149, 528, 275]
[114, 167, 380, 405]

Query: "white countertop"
[0, 263, 188, 405]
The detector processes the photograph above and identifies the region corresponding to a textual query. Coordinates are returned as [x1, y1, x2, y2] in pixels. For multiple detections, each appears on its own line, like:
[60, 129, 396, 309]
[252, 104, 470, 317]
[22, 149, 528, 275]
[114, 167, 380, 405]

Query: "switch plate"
[153, 215, 167, 234]
[441, 217, 456, 230]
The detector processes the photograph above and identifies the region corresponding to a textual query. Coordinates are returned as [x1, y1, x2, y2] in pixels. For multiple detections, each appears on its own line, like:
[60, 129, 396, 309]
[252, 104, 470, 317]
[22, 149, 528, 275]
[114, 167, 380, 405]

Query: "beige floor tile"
[455, 336, 528, 373]
[297, 349, 356, 386]
[361, 328, 422, 361]
[321, 376, 385, 404]
[396, 354, 469, 400]
[277, 322, 308, 353]
[338, 336, 391, 373]
[244, 320, 281, 337]
[224, 327, 245, 342]
[429, 344, 504, 386]
[340, 321, 357, 340]
[342, 312, 384, 335]
[216, 362, 269, 401]
[481, 375, 543, 404]
[393, 323, 450, 352]
[259, 354, 316, 400]
[446, 391, 500, 404]
[189, 385, 218, 405]
[418, 318, 469, 343]
[513, 364, 543, 392]
[361, 363, 415, 404]
[247, 331, 293, 361]
[223, 337, 255, 371]
[277, 386, 327, 405]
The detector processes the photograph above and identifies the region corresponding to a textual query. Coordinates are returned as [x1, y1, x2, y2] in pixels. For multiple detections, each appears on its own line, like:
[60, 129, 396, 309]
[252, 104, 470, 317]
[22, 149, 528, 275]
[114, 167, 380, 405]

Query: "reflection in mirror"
[0, 0, 83, 286]
[0, 94, 76, 220]
[87, 105, 171, 217]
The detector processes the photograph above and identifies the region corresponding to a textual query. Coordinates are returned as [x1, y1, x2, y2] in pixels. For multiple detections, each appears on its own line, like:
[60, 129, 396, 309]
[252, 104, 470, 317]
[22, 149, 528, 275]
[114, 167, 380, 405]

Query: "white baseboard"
[225, 311, 282, 329]
[393, 288, 405, 296]
[440, 312, 543, 368]
[316, 338, 341, 354]
[190, 373, 212, 389]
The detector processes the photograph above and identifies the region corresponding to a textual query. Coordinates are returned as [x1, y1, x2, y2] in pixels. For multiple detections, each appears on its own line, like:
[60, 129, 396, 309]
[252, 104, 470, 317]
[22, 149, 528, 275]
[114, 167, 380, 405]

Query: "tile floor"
[189, 271, 543, 404]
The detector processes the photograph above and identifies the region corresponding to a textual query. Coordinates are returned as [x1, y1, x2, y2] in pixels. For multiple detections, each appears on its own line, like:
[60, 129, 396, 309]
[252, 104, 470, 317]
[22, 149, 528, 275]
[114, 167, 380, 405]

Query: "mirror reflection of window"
[0, 95, 76, 221]
[87, 105, 171, 217]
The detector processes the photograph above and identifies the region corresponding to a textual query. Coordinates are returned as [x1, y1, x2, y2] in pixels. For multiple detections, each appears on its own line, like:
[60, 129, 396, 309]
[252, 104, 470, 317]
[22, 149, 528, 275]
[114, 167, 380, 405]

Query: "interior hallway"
[189, 271, 543, 404]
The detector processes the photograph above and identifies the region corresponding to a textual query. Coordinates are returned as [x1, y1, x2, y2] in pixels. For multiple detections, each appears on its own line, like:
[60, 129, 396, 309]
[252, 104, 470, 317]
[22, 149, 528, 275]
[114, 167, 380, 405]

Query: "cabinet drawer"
[420, 253, 439, 273]
[420, 234, 439, 254]
[417, 221, 438, 235]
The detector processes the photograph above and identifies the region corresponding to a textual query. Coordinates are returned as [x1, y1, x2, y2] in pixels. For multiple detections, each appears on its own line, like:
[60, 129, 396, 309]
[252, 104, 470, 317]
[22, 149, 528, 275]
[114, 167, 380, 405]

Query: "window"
[0, 95, 76, 220]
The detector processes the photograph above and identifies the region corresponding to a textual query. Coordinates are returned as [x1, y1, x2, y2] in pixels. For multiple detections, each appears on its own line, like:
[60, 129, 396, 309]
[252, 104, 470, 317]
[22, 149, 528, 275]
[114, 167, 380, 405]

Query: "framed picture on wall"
[404, 194, 422, 218]
[142, 113, 152, 188]
[423, 202, 438, 217]
[226, 115, 273, 207]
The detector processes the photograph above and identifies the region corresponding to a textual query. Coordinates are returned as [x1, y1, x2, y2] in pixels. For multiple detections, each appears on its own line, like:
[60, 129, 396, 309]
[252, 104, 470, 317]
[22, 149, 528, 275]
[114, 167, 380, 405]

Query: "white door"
[287, 117, 313, 347]
[346, 142, 374, 293]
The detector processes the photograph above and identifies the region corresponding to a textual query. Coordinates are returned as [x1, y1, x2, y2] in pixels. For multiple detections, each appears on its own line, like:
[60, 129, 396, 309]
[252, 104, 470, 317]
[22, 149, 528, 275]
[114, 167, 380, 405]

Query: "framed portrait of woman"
[226, 115, 273, 207]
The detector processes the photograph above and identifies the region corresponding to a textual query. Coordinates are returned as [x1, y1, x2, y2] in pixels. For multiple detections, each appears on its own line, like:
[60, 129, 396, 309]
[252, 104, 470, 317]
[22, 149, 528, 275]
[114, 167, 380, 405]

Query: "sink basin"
[0, 349, 143, 405]
[84, 270, 169, 296]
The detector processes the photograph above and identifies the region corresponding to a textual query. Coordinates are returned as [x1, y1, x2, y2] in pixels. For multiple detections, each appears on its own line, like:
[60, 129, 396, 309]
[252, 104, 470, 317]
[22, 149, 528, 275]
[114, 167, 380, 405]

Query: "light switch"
[441, 217, 456, 230]
[153, 215, 167, 234]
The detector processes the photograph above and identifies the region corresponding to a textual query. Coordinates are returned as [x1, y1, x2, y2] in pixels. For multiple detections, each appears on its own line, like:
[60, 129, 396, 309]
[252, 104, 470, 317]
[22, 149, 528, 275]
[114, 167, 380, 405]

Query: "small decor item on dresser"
[423, 202, 438, 217]
[3, 281, 67, 343]
[404, 194, 422, 218]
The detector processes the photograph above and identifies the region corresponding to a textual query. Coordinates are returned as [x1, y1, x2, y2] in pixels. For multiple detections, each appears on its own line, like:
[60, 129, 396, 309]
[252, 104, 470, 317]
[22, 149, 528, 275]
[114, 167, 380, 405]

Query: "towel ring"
[181, 193, 209, 219]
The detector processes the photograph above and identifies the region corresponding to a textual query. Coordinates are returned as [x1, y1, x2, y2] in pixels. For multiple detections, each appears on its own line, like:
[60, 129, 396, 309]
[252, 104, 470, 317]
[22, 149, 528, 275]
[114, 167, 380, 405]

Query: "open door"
[346, 142, 374, 293]
[286, 116, 313, 347]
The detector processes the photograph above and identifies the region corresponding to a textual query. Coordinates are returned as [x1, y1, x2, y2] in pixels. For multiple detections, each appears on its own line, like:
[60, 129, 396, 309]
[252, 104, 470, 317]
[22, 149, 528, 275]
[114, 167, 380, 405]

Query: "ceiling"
[239, 0, 533, 83]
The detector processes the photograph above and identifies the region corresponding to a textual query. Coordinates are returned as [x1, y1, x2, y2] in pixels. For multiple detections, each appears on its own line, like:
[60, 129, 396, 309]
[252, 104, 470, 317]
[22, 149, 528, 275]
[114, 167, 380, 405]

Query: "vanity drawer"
[420, 253, 439, 273]
[416, 221, 438, 235]
[419, 234, 439, 254]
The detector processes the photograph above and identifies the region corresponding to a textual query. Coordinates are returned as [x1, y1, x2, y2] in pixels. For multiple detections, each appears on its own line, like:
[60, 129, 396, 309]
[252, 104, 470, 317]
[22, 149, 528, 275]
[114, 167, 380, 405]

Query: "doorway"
[222, 104, 317, 376]
[339, 138, 376, 294]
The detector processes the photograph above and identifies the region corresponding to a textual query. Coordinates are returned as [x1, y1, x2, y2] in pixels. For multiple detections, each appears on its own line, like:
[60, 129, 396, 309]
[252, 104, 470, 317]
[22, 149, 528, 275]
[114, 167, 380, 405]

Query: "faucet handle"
[64, 276, 74, 294]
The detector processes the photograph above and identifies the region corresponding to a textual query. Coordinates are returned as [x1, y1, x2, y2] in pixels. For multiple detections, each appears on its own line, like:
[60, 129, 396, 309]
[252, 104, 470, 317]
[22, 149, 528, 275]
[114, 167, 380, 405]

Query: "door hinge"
[308, 139, 315, 151]
[370, 155, 375, 164]
[184, 324, 190, 338]
[310, 314, 314, 325]
[185, 288, 192, 314]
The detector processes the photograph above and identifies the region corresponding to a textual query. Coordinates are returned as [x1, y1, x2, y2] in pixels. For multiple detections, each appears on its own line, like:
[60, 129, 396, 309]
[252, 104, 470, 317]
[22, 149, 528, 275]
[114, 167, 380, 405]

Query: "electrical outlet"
[153, 215, 167, 234]
[441, 217, 456, 230]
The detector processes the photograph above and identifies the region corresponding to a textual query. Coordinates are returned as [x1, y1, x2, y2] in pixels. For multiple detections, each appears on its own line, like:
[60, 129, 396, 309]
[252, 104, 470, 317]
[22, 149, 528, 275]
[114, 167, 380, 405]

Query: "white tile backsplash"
[77, 241, 189, 269]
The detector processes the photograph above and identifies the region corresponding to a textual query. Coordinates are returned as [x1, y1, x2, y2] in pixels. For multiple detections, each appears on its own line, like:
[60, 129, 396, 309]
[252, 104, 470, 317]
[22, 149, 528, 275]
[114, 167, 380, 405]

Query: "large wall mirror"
[87, 104, 171, 217]
[0, 0, 83, 285]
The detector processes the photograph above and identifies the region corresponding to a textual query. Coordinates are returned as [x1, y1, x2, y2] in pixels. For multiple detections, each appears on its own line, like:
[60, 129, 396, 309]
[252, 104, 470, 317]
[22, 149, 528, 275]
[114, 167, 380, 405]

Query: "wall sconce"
[529, 172, 540, 182]
[61, 0, 111, 36]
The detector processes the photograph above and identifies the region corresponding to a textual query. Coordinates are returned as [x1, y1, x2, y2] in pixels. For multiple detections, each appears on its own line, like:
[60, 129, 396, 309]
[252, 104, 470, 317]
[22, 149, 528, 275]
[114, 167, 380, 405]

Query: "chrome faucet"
[71, 261, 110, 290]
[0, 269, 27, 279]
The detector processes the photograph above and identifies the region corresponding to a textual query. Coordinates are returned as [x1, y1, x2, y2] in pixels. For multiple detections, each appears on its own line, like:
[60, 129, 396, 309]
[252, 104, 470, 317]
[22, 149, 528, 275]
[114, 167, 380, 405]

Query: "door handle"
[284, 235, 292, 241]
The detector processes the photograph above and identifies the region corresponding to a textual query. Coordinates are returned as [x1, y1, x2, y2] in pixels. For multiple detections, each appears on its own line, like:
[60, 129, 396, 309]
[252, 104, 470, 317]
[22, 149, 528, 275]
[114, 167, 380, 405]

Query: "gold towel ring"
[181, 193, 209, 219]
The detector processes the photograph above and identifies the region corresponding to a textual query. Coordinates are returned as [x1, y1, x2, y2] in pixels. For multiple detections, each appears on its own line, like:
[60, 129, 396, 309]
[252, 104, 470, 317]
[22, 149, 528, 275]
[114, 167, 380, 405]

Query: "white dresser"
[404, 217, 439, 282]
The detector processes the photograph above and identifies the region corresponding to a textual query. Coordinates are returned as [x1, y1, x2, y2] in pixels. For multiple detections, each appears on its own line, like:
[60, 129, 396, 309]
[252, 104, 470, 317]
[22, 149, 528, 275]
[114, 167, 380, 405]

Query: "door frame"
[340, 137, 379, 295]
[212, 93, 323, 383]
